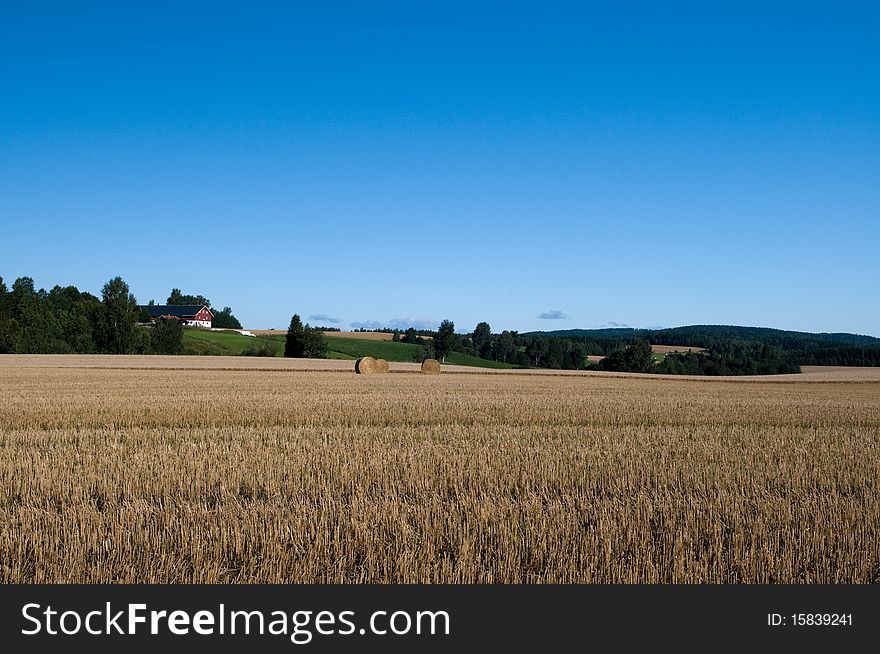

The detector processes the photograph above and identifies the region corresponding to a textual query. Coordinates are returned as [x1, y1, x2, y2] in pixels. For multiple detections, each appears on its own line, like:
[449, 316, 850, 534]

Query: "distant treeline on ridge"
[528, 325, 880, 369]
[0, 275, 242, 356]
[2, 273, 878, 375]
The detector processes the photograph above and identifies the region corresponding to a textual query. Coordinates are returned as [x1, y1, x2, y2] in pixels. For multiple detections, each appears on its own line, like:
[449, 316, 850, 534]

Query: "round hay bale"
[375, 358, 390, 374]
[355, 356, 378, 374]
[421, 358, 441, 375]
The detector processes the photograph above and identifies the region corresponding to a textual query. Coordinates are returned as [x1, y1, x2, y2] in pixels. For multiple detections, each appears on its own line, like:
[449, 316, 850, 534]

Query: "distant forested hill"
[530, 325, 879, 348]
[648, 325, 879, 349]
[534, 327, 641, 339]
[526, 325, 880, 368]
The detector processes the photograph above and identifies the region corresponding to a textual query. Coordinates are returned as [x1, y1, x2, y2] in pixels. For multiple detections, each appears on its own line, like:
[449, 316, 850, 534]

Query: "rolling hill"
[181, 329, 514, 369]
[529, 325, 880, 349]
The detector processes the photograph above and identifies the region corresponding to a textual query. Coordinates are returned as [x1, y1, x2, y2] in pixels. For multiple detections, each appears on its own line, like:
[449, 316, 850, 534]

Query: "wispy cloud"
[349, 320, 385, 330]
[537, 310, 568, 320]
[307, 313, 341, 324]
[601, 321, 629, 328]
[387, 317, 438, 331]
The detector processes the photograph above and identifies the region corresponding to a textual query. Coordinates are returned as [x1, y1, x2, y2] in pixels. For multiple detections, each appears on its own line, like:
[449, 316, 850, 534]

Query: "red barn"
[141, 304, 214, 329]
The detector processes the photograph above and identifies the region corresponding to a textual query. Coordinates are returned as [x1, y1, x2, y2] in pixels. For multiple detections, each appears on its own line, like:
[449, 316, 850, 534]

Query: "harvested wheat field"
[1, 357, 879, 583]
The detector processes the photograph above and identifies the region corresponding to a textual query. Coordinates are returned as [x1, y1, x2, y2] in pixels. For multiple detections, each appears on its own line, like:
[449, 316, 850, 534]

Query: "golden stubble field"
[1, 357, 878, 583]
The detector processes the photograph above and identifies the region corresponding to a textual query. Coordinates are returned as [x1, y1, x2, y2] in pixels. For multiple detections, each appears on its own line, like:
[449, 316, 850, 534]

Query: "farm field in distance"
[1, 356, 878, 583]
[182, 329, 516, 368]
[249, 330, 425, 341]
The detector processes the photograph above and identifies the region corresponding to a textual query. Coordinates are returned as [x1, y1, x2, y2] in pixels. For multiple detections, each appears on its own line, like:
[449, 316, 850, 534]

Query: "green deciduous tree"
[433, 319, 456, 363]
[47, 285, 101, 353]
[284, 314, 328, 358]
[8, 277, 67, 353]
[563, 341, 587, 370]
[494, 330, 517, 363]
[213, 306, 243, 329]
[285, 314, 305, 357]
[472, 321, 492, 359]
[98, 276, 139, 354]
[412, 339, 435, 363]
[526, 336, 549, 367]
[599, 339, 654, 373]
[304, 328, 328, 358]
[401, 327, 420, 344]
[0, 277, 12, 353]
[150, 317, 183, 354]
[167, 289, 211, 307]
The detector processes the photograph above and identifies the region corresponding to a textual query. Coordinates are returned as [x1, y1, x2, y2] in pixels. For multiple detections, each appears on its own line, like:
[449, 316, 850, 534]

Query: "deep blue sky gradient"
[1, 2, 877, 333]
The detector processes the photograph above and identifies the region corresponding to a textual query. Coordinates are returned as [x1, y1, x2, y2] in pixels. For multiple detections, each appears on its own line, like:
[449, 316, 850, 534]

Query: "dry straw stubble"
[1, 360, 879, 583]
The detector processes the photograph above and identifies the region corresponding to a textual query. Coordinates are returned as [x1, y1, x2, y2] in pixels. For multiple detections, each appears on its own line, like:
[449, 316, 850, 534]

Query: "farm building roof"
[141, 304, 213, 319]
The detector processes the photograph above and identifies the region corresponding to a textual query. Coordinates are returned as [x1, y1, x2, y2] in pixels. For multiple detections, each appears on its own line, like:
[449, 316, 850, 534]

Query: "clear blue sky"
[1, 2, 877, 334]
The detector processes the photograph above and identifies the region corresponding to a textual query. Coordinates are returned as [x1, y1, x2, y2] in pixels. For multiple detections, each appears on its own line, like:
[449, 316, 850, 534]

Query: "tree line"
[389, 320, 590, 368]
[0, 275, 243, 355]
[407, 320, 805, 375]
[599, 339, 800, 375]
[528, 324, 880, 372]
[536, 324, 880, 358]
[3, 274, 872, 375]
[788, 346, 880, 367]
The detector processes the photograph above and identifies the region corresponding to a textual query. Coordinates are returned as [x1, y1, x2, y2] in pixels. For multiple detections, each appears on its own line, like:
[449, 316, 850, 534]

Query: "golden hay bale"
[375, 359, 390, 374]
[355, 357, 378, 374]
[421, 359, 441, 375]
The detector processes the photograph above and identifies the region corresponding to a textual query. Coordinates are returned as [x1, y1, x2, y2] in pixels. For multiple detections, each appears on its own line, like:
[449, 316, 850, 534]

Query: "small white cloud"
[349, 320, 386, 330]
[308, 313, 341, 324]
[538, 310, 569, 320]
[387, 317, 438, 331]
